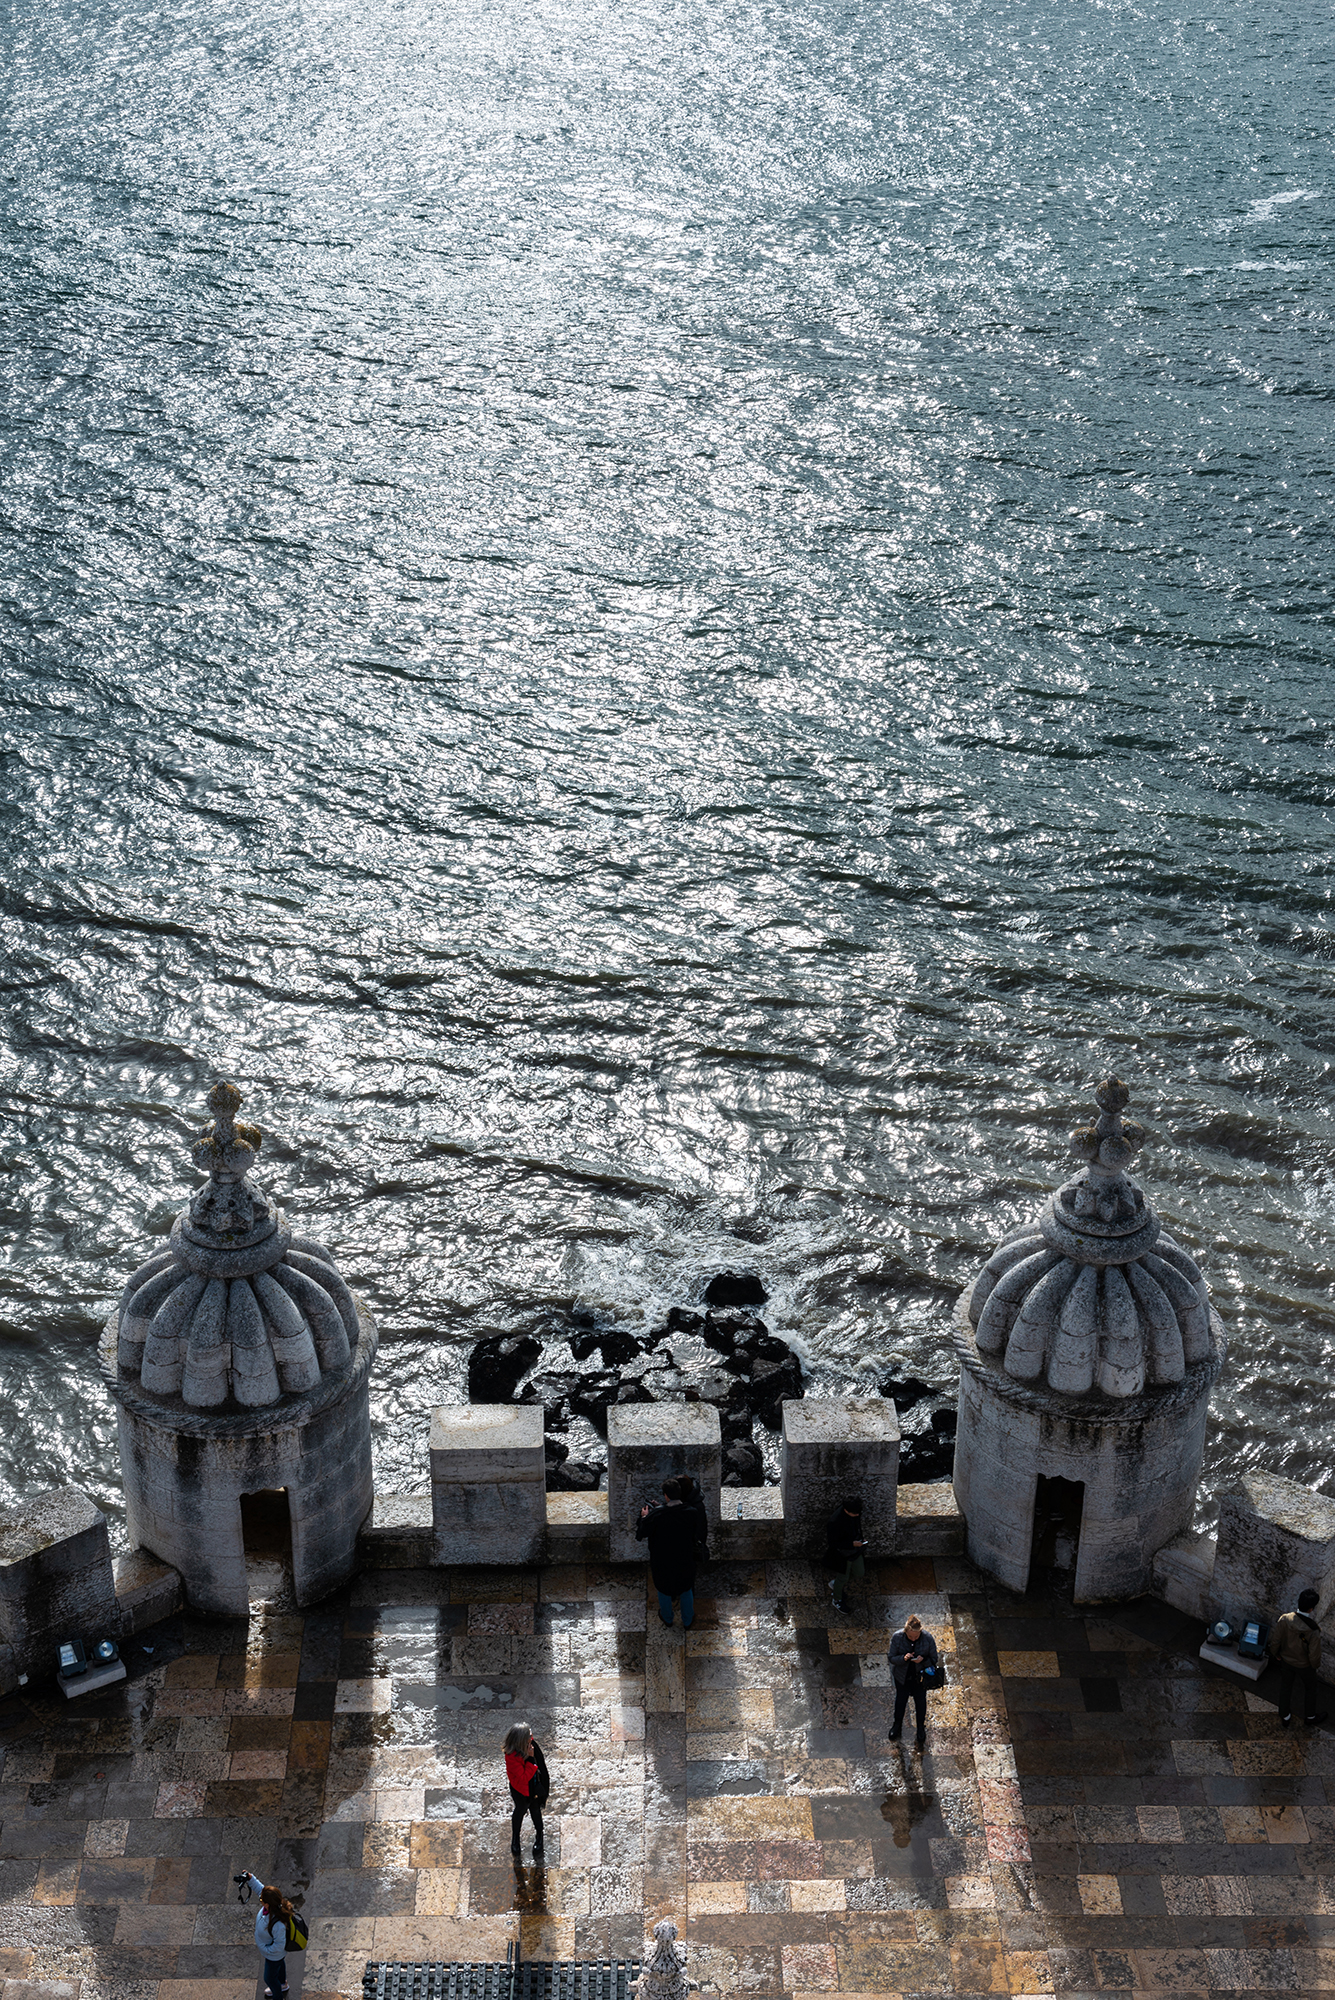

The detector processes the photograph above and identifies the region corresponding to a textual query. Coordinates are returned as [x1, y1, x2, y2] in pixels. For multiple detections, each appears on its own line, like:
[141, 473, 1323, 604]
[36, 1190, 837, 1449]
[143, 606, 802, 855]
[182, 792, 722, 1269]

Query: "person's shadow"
[510, 1857, 549, 1911]
[880, 1781, 936, 1849]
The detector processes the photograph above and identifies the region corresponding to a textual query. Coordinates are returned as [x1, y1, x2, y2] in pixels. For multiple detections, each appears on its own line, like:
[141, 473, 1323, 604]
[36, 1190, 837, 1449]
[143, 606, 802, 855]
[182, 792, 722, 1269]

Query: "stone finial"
[1069, 1076, 1146, 1173]
[190, 1080, 261, 1178]
[965, 1079, 1216, 1399]
[114, 1085, 360, 1411]
[631, 1920, 690, 2000]
[185, 1080, 274, 1245]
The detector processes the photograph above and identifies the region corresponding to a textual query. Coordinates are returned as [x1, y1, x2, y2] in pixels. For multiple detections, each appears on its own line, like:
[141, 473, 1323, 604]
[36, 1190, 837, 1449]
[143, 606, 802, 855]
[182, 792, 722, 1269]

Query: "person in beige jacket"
[1267, 1588, 1328, 1728]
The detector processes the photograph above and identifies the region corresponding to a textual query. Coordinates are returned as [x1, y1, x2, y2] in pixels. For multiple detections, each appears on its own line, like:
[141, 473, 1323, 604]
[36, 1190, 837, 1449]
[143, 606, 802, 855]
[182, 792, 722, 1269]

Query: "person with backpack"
[1267, 1589, 1329, 1728]
[503, 1721, 549, 1858]
[637, 1475, 706, 1627]
[242, 1874, 307, 1997]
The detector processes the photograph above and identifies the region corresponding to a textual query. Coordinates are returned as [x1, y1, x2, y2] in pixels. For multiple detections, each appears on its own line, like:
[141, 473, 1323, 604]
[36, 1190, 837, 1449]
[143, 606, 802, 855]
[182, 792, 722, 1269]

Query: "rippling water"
[2, 0, 1333, 1535]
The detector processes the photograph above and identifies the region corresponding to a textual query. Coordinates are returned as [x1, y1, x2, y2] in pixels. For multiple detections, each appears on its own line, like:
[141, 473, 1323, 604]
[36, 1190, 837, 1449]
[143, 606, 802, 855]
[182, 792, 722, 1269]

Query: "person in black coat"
[888, 1614, 938, 1750]
[636, 1476, 705, 1628]
[825, 1496, 867, 1614]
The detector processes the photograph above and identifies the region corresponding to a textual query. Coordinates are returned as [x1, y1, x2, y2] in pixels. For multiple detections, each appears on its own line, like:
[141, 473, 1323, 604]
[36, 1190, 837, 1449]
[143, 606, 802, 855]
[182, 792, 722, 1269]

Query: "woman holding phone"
[888, 1614, 938, 1750]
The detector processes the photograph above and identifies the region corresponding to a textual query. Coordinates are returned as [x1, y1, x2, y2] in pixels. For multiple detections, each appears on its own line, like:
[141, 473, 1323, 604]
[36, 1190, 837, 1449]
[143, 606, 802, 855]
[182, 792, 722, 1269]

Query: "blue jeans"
[264, 1958, 286, 1996]
[657, 1589, 693, 1628]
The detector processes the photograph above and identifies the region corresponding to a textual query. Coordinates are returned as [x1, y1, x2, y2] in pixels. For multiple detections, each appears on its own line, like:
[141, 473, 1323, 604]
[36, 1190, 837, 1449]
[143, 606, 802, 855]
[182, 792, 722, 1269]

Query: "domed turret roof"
[965, 1078, 1217, 1399]
[115, 1082, 359, 1409]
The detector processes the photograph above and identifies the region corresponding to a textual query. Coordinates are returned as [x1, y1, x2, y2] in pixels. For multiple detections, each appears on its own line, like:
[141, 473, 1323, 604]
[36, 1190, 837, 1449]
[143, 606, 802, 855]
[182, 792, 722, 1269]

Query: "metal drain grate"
[516, 1964, 640, 2000]
[362, 1961, 641, 2000]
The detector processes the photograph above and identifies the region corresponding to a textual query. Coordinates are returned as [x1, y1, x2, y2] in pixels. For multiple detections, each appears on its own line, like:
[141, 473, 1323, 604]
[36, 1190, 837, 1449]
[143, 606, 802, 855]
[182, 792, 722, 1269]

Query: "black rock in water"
[704, 1271, 768, 1308]
[517, 1369, 581, 1430]
[469, 1334, 541, 1403]
[569, 1325, 640, 1369]
[666, 1308, 705, 1336]
[739, 1326, 789, 1367]
[898, 1433, 955, 1483]
[880, 1373, 934, 1413]
[750, 1354, 804, 1427]
[723, 1440, 764, 1486]
[719, 1366, 754, 1409]
[548, 1455, 601, 1492]
[702, 1311, 764, 1353]
[930, 1407, 958, 1435]
[614, 1379, 653, 1406]
[598, 1328, 641, 1369]
[568, 1371, 621, 1435]
[721, 1406, 755, 1445]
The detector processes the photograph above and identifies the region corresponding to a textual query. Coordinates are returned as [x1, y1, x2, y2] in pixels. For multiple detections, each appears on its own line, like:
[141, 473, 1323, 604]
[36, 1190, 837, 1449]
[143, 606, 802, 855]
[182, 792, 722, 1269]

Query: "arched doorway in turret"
[241, 1487, 294, 1610]
[1028, 1476, 1083, 1592]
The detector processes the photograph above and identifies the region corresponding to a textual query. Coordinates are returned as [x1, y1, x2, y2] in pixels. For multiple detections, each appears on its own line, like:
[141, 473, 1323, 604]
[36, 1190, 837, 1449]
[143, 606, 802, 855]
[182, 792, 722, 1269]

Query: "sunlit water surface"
[2, 0, 1334, 1535]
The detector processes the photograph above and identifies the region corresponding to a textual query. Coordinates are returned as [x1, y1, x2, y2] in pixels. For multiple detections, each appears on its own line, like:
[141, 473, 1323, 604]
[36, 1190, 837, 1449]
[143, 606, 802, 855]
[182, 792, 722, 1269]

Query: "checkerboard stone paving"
[3, 1551, 1335, 2000]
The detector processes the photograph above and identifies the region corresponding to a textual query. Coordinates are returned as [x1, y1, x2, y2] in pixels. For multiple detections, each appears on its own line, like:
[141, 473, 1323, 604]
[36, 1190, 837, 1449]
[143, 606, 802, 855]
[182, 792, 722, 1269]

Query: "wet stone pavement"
[1, 1552, 1334, 1999]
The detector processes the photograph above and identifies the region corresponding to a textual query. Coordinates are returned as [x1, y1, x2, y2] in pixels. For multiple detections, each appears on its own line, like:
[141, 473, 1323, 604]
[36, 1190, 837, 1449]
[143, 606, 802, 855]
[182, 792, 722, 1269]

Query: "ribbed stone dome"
[965, 1077, 1217, 1399]
[115, 1082, 359, 1409]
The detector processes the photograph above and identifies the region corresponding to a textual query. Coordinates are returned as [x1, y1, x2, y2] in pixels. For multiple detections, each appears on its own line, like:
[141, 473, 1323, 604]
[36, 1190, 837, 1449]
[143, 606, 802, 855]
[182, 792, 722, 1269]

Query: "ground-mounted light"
[56, 1632, 126, 1699]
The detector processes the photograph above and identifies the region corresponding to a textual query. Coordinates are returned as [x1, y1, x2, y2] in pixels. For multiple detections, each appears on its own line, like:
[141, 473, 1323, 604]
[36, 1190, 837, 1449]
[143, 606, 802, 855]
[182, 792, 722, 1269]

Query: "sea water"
[1, 0, 1333, 1527]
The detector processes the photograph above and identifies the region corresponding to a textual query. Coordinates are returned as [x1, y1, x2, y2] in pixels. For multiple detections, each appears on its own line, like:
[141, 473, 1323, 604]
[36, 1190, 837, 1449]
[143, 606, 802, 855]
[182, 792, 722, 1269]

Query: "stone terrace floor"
[1, 1550, 1334, 2000]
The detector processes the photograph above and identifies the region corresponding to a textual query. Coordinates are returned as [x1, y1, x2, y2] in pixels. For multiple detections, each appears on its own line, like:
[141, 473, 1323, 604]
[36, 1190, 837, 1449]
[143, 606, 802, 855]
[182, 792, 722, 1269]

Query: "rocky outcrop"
[704, 1271, 769, 1308]
[569, 1326, 640, 1368]
[465, 1272, 964, 1495]
[723, 1440, 764, 1486]
[543, 1437, 602, 1492]
[468, 1335, 541, 1403]
[465, 1271, 804, 1491]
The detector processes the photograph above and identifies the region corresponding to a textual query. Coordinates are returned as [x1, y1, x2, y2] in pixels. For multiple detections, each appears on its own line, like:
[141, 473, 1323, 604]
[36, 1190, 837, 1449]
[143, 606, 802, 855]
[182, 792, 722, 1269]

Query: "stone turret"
[952, 1079, 1224, 1602]
[104, 1084, 377, 1616]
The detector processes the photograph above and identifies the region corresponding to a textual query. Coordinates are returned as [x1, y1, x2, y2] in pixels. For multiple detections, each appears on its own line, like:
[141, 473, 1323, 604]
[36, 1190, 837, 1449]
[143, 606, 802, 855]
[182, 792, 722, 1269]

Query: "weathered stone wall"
[112, 1549, 184, 1634]
[431, 1404, 546, 1564]
[0, 1489, 118, 1679]
[779, 1398, 900, 1558]
[1151, 1530, 1218, 1622]
[1209, 1472, 1335, 1631]
[358, 1475, 957, 1570]
[606, 1402, 723, 1562]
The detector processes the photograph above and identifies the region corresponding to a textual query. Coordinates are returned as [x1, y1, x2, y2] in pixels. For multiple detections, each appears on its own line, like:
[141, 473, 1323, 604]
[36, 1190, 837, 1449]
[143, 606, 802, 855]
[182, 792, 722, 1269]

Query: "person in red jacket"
[503, 1722, 549, 1858]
